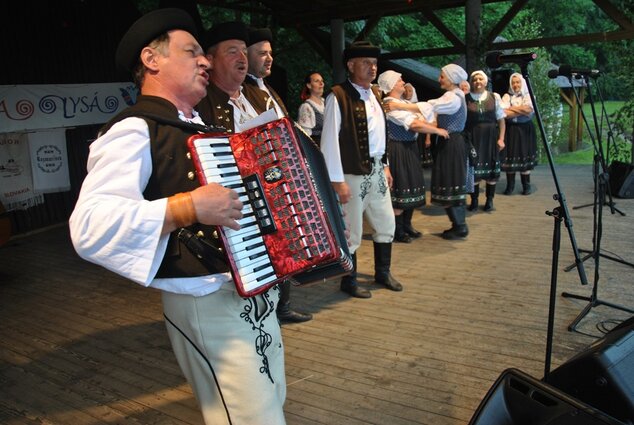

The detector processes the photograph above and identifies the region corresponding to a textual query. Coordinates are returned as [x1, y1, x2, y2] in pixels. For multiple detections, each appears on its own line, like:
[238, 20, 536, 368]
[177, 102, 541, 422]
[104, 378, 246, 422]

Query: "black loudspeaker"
[546, 317, 634, 424]
[491, 69, 513, 97]
[469, 368, 625, 425]
[608, 161, 634, 198]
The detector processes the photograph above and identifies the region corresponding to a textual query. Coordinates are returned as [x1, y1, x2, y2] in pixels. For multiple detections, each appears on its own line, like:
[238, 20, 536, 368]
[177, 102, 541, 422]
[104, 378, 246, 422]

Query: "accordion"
[187, 117, 352, 297]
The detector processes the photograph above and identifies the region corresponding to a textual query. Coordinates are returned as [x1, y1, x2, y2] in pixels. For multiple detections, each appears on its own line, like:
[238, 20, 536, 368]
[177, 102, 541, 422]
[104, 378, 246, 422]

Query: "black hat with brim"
[115, 8, 197, 74]
[344, 41, 381, 62]
[247, 28, 272, 47]
[202, 21, 249, 51]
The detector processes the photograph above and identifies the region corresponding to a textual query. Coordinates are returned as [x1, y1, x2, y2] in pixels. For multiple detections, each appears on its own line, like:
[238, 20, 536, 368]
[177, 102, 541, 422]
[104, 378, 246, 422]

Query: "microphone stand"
[560, 74, 634, 332]
[564, 75, 632, 271]
[594, 79, 626, 216]
[517, 62, 588, 380]
[570, 76, 625, 216]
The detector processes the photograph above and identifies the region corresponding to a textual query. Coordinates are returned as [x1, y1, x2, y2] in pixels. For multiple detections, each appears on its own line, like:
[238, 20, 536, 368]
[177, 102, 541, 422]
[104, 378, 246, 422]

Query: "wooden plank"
[0, 164, 632, 425]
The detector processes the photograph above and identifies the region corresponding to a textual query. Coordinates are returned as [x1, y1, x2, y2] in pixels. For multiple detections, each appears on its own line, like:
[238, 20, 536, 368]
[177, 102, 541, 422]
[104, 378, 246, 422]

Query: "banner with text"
[0, 83, 138, 133]
[0, 132, 43, 211]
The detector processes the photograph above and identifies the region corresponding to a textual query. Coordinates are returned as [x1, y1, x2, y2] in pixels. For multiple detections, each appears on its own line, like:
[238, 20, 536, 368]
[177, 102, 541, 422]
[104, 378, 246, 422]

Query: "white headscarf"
[441, 64, 468, 85]
[470, 70, 488, 86]
[377, 70, 402, 94]
[509, 72, 529, 96]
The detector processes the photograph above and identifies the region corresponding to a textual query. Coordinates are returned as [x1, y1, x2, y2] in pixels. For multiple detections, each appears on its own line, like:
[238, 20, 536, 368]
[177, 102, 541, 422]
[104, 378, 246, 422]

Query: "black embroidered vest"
[100, 95, 230, 278]
[330, 81, 387, 176]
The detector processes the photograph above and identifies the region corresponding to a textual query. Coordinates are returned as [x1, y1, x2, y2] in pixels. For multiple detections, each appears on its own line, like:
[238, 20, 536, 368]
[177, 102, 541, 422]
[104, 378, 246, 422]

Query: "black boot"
[503, 173, 515, 195]
[442, 206, 457, 238]
[483, 184, 496, 212]
[402, 209, 422, 239]
[468, 184, 479, 211]
[276, 280, 313, 323]
[521, 174, 532, 195]
[442, 206, 468, 240]
[340, 253, 371, 298]
[373, 242, 403, 291]
[394, 214, 412, 243]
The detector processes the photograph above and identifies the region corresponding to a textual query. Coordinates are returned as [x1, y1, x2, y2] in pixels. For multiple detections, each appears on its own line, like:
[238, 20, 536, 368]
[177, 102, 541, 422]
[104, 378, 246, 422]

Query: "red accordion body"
[187, 117, 350, 297]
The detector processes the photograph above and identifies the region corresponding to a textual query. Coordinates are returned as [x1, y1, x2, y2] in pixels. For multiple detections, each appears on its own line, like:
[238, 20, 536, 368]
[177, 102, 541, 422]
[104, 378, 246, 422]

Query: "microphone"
[485, 51, 537, 69]
[548, 64, 601, 78]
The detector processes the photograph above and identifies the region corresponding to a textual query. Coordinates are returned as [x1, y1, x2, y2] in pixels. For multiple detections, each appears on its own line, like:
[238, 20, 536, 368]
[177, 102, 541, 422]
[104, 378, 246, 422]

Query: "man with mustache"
[71, 12, 287, 425]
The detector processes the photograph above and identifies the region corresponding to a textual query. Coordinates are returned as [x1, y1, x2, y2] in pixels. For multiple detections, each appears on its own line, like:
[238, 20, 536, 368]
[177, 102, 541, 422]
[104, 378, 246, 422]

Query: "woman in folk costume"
[500, 72, 538, 195]
[378, 70, 449, 242]
[465, 70, 506, 211]
[387, 64, 469, 240]
[297, 71, 325, 145]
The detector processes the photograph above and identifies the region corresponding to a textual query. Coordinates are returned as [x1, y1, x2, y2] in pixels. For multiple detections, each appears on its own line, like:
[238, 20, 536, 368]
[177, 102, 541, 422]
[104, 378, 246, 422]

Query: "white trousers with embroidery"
[162, 283, 286, 425]
[343, 159, 395, 254]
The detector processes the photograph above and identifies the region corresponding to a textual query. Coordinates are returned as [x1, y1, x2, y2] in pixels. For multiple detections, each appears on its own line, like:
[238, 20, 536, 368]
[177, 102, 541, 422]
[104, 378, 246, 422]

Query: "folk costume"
[465, 70, 506, 211]
[412, 64, 469, 239]
[378, 70, 425, 242]
[70, 12, 286, 425]
[321, 41, 402, 298]
[297, 97, 324, 145]
[500, 72, 537, 195]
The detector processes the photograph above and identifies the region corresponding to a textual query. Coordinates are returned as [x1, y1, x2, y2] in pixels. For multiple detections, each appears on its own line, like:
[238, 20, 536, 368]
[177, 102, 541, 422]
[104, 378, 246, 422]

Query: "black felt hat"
[202, 21, 249, 51]
[115, 8, 197, 74]
[343, 40, 381, 62]
[247, 27, 272, 47]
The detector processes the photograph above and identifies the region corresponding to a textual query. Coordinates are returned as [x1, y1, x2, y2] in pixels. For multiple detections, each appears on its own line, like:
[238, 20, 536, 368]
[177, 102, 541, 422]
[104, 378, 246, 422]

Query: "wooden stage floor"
[1, 164, 633, 424]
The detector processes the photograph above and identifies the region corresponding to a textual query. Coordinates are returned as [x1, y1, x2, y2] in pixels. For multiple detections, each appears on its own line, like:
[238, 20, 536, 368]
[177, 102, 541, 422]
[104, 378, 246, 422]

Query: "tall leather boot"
[373, 242, 403, 291]
[454, 205, 469, 237]
[340, 253, 371, 298]
[442, 206, 457, 238]
[483, 183, 496, 212]
[442, 206, 468, 240]
[394, 214, 412, 243]
[276, 280, 313, 323]
[468, 184, 480, 211]
[521, 173, 532, 195]
[503, 173, 515, 195]
[402, 208, 422, 239]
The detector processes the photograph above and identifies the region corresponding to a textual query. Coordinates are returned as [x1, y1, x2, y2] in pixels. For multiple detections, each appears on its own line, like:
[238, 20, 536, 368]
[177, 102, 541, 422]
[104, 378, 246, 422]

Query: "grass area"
[553, 146, 595, 164]
[549, 100, 630, 165]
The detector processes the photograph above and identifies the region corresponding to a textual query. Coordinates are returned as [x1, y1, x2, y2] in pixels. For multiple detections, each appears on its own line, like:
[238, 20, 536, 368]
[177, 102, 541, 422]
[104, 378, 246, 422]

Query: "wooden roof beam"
[483, 0, 529, 46]
[592, 0, 634, 30]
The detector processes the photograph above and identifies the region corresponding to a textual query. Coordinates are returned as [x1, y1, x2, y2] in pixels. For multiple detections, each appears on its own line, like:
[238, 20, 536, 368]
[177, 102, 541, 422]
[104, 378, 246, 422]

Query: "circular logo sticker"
[263, 166, 283, 183]
[36, 145, 63, 173]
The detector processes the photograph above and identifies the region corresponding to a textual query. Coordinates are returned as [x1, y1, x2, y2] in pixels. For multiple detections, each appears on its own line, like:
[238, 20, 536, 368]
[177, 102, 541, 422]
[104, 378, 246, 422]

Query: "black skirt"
[501, 120, 537, 172]
[430, 132, 468, 207]
[468, 121, 501, 181]
[388, 139, 426, 209]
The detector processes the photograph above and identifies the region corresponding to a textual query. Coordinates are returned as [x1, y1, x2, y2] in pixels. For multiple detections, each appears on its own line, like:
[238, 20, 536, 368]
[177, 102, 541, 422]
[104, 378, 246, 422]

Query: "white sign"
[29, 129, 71, 193]
[0, 132, 43, 211]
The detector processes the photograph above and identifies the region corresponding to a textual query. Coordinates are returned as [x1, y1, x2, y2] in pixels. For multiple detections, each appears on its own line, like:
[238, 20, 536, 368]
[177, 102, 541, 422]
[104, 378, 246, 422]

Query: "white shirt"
[383, 96, 417, 129]
[415, 89, 464, 122]
[297, 98, 324, 136]
[69, 112, 231, 297]
[500, 91, 534, 122]
[320, 81, 386, 182]
[248, 74, 285, 119]
[229, 86, 260, 131]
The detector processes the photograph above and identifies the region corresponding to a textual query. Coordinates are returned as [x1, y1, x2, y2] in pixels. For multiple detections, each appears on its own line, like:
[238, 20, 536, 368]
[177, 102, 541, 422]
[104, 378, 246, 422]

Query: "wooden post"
[465, 0, 482, 74]
[330, 19, 345, 84]
[569, 98, 578, 152]
[576, 87, 585, 149]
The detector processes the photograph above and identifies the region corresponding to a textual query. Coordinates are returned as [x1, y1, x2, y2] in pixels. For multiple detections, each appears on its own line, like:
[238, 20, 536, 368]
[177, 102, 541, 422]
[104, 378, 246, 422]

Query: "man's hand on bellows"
[191, 183, 243, 230]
